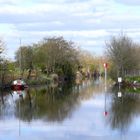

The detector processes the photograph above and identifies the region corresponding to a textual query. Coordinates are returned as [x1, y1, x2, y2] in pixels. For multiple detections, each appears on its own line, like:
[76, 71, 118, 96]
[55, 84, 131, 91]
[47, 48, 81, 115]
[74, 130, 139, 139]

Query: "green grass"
[26, 75, 52, 85]
[125, 76, 140, 83]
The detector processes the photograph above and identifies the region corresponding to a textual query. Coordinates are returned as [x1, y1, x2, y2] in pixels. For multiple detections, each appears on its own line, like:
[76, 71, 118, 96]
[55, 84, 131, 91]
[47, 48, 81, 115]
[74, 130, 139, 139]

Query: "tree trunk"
[27, 69, 32, 80]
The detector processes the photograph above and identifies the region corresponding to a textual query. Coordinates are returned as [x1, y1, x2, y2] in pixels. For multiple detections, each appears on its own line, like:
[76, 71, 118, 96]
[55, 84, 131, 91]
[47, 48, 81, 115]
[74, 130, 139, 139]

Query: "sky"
[0, 0, 140, 60]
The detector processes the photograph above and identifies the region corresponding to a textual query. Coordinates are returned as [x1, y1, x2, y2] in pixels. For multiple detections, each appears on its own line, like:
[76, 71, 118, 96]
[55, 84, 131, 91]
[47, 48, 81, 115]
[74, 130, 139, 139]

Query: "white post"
[118, 77, 122, 90]
[118, 77, 122, 98]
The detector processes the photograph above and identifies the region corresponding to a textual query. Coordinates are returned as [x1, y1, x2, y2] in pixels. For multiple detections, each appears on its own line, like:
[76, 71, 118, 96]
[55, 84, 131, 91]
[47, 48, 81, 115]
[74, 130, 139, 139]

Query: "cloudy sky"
[0, 0, 140, 60]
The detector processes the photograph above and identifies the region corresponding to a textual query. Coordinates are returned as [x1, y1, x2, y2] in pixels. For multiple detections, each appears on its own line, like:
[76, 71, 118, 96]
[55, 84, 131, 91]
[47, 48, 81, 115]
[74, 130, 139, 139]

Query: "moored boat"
[11, 79, 28, 91]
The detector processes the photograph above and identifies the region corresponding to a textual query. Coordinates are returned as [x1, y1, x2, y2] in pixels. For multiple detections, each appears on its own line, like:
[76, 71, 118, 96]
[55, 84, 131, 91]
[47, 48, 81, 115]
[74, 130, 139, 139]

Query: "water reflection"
[0, 80, 101, 123]
[16, 85, 80, 122]
[108, 87, 140, 133]
[1, 80, 140, 139]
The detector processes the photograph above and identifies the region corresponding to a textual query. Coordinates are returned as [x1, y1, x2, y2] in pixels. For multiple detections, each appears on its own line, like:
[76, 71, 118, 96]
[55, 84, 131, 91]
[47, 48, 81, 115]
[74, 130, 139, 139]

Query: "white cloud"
[0, 0, 140, 59]
[115, 0, 140, 5]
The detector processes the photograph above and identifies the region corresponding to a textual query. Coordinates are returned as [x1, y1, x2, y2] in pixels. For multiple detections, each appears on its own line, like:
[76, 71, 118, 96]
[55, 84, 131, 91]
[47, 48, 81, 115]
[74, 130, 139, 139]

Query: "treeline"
[2, 34, 138, 85]
[16, 37, 80, 80]
[0, 36, 101, 85]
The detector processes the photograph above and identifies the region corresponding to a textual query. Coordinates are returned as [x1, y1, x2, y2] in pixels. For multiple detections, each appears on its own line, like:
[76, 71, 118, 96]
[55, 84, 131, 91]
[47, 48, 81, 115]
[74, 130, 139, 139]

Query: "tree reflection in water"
[15, 83, 81, 122]
[107, 87, 140, 133]
[0, 80, 103, 124]
[14, 80, 98, 122]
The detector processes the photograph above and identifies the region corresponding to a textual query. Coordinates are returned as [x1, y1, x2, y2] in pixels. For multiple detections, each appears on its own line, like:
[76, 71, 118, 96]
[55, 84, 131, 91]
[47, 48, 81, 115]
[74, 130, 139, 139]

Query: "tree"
[15, 46, 34, 79]
[33, 37, 80, 79]
[0, 39, 6, 86]
[78, 50, 99, 74]
[106, 34, 139, 80]
[15, 36, 104, 82]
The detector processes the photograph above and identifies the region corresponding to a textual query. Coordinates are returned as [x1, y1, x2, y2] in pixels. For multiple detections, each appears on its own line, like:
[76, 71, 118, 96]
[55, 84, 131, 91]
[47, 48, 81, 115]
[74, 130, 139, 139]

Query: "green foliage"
[26, 75, 51, 85]
[15, 36, 80, 80]
[7, 62, 15, 71]
[15, 46, 33, 70]
[125, 76, 140, 83]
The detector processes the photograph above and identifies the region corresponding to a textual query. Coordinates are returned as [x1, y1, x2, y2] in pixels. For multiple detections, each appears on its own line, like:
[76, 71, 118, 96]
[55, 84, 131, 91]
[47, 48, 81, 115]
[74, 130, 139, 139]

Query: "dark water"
[0, 79, 140, 140]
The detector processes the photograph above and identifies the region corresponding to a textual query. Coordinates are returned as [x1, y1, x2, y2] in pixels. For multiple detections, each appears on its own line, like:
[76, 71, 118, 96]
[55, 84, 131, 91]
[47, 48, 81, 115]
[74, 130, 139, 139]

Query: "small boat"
[11, 79, 28, 91]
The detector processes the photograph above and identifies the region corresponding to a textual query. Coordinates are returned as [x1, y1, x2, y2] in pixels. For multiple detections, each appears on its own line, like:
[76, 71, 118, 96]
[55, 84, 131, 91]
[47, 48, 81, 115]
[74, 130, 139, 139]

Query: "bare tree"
[106, 34, 139, 80]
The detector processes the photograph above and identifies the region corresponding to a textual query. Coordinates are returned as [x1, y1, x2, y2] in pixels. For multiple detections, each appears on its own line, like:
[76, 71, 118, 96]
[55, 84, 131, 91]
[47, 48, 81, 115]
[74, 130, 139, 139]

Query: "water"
[0, 79, 140, 140]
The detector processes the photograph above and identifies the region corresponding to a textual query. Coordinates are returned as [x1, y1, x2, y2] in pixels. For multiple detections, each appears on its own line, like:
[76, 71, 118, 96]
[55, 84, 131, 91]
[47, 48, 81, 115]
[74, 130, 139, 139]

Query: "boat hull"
[11, 85, 28, 91]
[11, 80, 28, 91]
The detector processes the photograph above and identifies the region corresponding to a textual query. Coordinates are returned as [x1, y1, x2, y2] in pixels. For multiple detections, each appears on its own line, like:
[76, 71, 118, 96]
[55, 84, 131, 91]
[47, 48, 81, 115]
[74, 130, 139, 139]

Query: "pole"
[105, 67, 107, 92]
[0, 49, 3, 89]
[104, 63, 108, 116]
[118, 77, 122, 98]
[19, 96, 21, 136]
[19, 39, 22, 78]
[19, 100, 20, 136]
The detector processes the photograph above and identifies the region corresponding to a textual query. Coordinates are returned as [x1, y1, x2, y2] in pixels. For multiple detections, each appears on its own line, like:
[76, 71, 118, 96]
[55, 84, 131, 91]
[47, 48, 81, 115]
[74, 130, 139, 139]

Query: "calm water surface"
[0, 79, 140, 140]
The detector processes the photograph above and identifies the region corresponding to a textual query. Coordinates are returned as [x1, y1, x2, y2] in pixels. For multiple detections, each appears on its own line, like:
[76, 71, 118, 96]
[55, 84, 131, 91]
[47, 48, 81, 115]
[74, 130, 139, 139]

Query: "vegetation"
[0, 36, 101, 86]
[1, 33, 139, 86]
[15, 37, 80, 81]
[124, 76, 140, 83]
[106, 34, 140, 81]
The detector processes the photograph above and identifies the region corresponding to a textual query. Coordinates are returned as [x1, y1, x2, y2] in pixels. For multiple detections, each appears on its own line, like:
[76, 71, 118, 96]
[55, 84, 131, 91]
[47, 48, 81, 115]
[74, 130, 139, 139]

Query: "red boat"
[11, 79, 28, 91]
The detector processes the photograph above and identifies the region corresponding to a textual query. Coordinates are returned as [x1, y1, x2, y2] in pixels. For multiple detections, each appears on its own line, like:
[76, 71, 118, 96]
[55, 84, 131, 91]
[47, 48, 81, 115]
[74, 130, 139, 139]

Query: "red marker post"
[103, 63, 108, 69]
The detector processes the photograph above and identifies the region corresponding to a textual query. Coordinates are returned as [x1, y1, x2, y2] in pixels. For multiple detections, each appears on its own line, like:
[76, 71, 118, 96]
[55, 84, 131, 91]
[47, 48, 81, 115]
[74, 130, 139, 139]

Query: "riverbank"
[123, 76, 140, 87]
[0, 73, 76, 90]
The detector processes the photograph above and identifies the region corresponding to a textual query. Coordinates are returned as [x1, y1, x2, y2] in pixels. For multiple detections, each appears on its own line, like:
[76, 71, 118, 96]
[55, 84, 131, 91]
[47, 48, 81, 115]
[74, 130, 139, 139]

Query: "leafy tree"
[78, 50, 100, 76]
[15, 46, 33, 79]
[33, 37, 80, 79]
[15, 36, 105, 82]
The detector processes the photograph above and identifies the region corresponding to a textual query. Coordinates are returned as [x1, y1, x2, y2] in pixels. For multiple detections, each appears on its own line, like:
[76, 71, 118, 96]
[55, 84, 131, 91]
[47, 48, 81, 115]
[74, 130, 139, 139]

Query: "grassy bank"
[124, 76, 140, 83]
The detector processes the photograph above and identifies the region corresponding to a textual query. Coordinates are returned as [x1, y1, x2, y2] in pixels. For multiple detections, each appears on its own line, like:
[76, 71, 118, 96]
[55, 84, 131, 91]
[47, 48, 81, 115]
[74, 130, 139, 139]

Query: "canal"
[0, 79, 140, 140]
